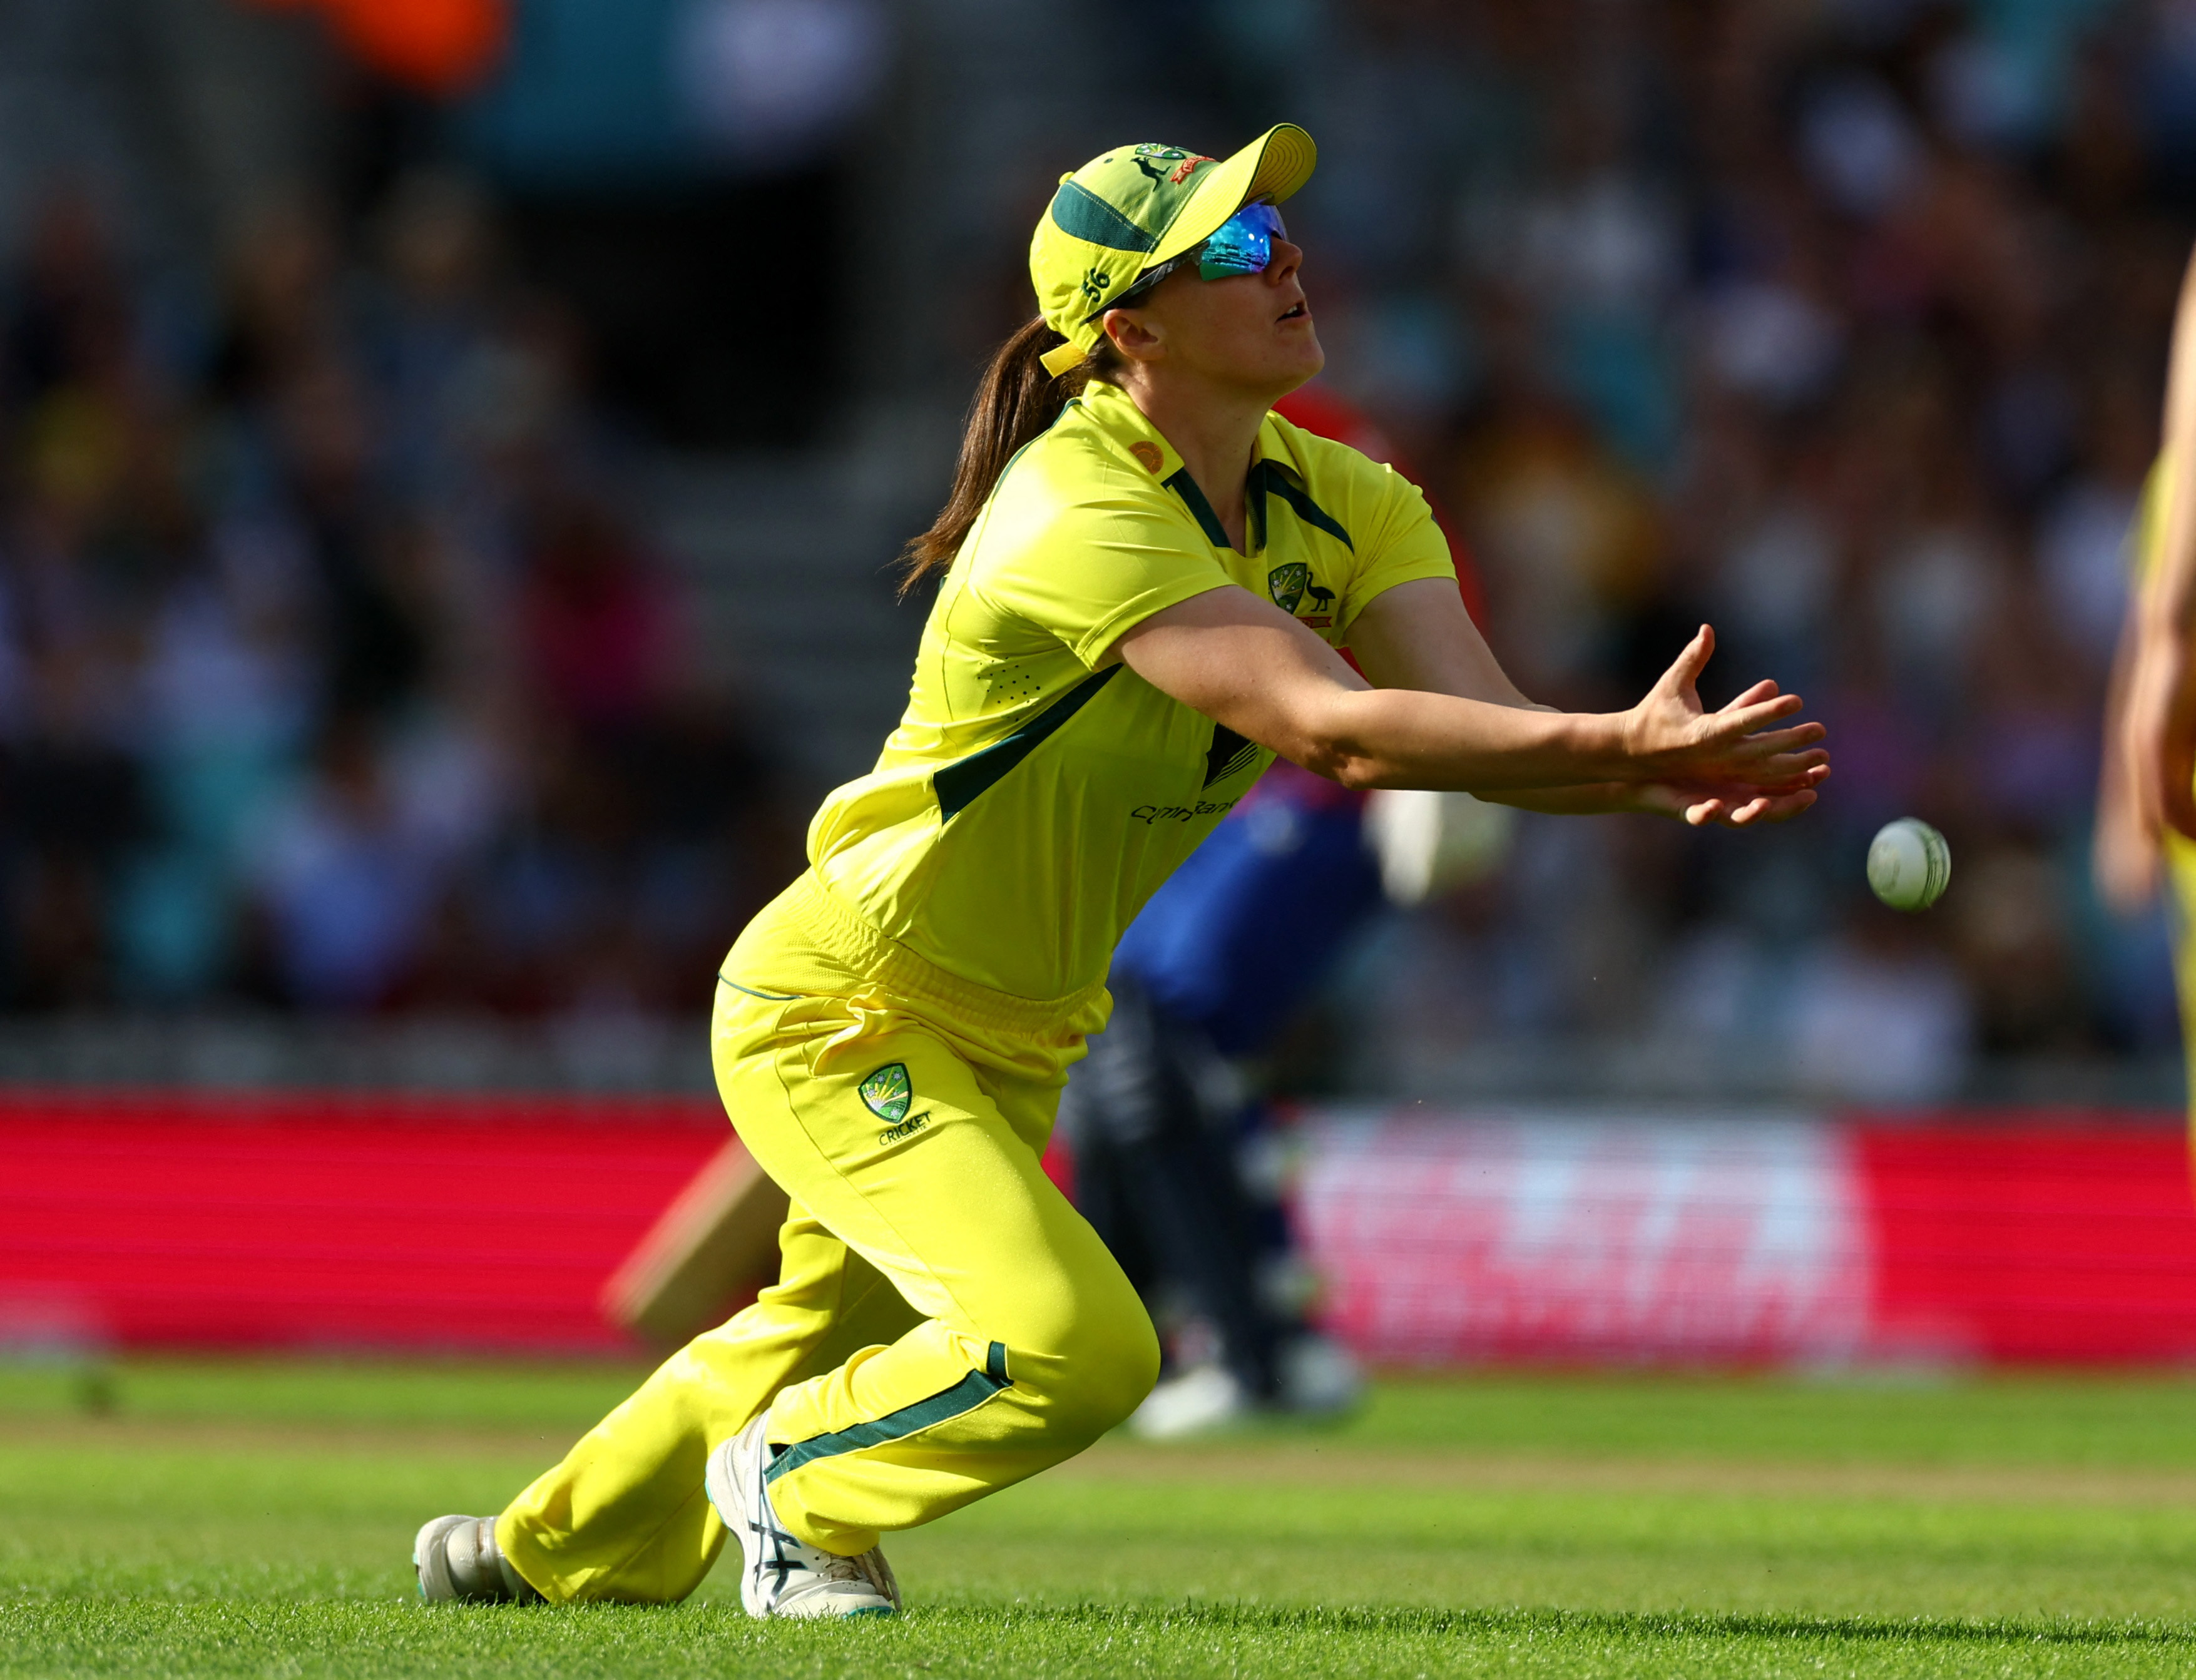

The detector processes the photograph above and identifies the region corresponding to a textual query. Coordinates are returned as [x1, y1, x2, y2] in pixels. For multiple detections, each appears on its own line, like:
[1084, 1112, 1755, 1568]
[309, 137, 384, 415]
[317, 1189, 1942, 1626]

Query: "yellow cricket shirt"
[2139, 451, 2173, 588]
[806, 378, 1458, 1004]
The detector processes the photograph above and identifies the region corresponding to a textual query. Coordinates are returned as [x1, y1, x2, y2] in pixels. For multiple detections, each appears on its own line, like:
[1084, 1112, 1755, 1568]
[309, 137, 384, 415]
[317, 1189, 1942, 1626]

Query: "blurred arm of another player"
[2100, 242, 2196, 912]
[1113, 577, 1829, 829]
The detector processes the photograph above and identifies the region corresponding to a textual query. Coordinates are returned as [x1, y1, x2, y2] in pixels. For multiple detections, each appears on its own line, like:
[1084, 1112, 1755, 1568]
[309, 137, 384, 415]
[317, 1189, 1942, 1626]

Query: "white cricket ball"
[1867, 818, 1951, 912]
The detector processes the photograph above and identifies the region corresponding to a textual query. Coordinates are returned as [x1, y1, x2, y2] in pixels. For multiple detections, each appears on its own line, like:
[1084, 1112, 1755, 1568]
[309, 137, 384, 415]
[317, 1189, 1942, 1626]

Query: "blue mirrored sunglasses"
[1098, 201, 1288, 317]
[1193, 200, 1286, 279]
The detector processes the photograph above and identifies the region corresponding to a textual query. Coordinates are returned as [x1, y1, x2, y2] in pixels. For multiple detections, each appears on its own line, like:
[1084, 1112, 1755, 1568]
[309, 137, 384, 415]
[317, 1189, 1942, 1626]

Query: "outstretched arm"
[1342, 579, 1823, 825]
[1109, 578, 1827, 822]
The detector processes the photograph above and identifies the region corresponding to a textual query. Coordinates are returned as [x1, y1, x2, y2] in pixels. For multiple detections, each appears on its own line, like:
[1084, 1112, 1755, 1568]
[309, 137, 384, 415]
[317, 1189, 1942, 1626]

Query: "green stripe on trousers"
[766, 1342, 1011, 1484]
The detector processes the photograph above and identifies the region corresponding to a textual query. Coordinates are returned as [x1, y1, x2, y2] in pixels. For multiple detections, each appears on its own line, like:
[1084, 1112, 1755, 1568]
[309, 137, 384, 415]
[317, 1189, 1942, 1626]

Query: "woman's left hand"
[1637, 772, 1827, 827]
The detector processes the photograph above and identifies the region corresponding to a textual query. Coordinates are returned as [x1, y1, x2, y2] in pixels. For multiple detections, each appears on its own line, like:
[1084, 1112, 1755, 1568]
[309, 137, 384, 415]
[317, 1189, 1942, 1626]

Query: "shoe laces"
[815, 1550, 877, 1589]
[770, 1532, 895, 1607]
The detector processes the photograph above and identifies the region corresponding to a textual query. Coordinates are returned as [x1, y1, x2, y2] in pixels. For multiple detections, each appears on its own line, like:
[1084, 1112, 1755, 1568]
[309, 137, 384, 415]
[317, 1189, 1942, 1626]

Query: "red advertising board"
[1297, 1111, 1869, 1365]
[6, 1091, 2196, 1365]
[1856, 1121, 2196, 1364]
[0, 1090, 723, 1353]
[1299, 1107, 2196, 1367]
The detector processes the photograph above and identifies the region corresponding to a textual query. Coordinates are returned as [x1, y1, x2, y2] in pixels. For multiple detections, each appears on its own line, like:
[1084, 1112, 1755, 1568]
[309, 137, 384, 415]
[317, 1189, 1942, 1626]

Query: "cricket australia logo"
[859, 1063, 911, 1124]
[1131, 145, 1216, 185]
[1267, 562, 1310, 615]
[861, 1062, 930, 1143]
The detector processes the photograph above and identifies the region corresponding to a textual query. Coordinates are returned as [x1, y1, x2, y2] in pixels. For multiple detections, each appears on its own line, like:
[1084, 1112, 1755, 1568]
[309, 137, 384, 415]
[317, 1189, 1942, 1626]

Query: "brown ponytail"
[897, 317, 1118, 593]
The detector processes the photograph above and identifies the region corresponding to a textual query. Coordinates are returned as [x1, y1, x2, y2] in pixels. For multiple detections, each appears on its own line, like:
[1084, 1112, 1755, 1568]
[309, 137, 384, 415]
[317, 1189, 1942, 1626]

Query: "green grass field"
[10, 1359, 2196, 1675]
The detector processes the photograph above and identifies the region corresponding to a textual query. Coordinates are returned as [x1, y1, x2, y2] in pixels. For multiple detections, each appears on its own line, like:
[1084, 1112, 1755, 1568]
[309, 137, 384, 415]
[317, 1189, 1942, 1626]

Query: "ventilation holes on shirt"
[979, 661, 1044, 706]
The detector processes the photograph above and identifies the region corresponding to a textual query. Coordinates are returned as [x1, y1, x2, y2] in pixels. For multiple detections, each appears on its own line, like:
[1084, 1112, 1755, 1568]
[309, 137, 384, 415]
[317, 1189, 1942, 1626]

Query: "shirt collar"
[1078, 380, 1182, 482]
[1079, 379, 1282, 484]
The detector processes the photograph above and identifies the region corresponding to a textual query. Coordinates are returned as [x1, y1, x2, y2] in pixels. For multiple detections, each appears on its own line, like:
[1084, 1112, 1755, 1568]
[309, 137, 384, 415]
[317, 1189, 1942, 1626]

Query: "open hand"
[1621, 627, 1828, 792]
[1639, 768, 1829, 827]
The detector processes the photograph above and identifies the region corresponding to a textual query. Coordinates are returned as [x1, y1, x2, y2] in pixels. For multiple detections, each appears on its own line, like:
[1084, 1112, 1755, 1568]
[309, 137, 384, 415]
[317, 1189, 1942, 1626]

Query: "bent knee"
[1003, 1301, 1160, 1441]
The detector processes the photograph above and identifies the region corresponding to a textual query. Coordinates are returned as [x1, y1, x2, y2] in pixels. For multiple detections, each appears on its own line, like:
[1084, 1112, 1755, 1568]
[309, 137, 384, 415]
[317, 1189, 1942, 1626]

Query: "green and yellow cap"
[1029, 124, 1317, 377]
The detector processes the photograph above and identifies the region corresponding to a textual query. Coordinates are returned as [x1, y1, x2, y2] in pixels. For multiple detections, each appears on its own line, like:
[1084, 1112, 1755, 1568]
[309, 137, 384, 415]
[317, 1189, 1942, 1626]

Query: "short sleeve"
[1336, 467, 1459, 639]
[970, 477, 1236, 669]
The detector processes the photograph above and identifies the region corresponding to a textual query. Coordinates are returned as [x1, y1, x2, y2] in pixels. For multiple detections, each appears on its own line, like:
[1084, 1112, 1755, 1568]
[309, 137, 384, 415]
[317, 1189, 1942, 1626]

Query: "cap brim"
[1143, 123, 1316, 272]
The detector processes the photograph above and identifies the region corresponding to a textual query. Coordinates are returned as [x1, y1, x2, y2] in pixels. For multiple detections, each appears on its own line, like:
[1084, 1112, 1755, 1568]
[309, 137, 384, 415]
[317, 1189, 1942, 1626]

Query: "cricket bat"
[600, 1134, 789, 1346]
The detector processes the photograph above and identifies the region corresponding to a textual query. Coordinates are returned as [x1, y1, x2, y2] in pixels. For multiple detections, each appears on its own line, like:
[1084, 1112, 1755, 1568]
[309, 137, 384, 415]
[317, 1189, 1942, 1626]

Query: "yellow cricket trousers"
[496, 874, 1160, 1602]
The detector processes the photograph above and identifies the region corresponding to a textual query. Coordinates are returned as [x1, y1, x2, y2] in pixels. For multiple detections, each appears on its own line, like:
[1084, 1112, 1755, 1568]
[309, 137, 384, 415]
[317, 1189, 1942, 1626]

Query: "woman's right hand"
[1618, 626, 1829, 792]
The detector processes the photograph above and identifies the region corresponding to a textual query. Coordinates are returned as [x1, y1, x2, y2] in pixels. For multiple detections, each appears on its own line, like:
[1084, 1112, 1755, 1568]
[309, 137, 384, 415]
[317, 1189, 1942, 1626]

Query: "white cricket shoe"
[413, 1514, 542, 1603]
[1277, 1333, 1364, 1419]
[704, 1413, 901, 1619]
[1127, 1363, 1252, 1440]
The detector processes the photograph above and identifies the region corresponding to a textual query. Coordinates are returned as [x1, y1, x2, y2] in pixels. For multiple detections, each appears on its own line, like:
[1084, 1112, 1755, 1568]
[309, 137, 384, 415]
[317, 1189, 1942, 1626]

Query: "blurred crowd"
[6, 0, 2196, 1100]
[0, 173, 792, 1025]
[1164, 0, 2196, 1101]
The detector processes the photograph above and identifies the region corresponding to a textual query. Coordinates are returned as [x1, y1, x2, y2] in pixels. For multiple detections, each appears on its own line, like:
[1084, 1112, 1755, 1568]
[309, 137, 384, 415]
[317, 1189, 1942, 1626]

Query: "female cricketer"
[2098, 242, 2196, 1082]
[412, 124, 1829, 1619]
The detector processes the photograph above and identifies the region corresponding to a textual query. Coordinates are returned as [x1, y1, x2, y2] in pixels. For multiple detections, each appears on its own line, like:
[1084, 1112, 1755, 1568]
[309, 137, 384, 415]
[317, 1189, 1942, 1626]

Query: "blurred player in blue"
[1060, 384, 1491, 1437]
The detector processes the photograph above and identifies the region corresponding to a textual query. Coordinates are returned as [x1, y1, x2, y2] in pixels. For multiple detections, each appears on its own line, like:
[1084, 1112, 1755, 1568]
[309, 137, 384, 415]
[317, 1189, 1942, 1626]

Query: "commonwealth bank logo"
[859, 1063, 912, 1125]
